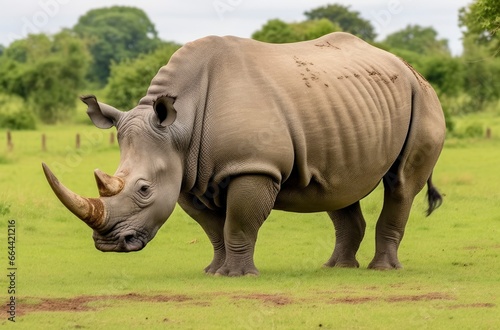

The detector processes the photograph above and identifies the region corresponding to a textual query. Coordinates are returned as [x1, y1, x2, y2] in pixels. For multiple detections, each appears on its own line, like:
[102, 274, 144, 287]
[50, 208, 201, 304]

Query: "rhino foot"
[368, 252, 403, 270]
[214, 262, 259, 277]
[204, 263, 225, 275]
[323, 259, 360, 268]
[204, 251, 226, 275]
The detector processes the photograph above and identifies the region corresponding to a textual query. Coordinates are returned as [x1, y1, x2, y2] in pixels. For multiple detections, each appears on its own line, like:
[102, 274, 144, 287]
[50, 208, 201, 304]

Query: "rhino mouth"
[93, 229, 148, 252]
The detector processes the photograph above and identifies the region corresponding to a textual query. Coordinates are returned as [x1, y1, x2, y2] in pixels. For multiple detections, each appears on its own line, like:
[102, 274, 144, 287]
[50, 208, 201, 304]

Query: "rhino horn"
[94, 169, 124, 197]
[42, 163, 106, 230]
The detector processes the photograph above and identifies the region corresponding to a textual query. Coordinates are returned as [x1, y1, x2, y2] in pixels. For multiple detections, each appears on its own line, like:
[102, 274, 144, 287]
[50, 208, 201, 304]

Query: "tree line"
[0, 1, 498, 133]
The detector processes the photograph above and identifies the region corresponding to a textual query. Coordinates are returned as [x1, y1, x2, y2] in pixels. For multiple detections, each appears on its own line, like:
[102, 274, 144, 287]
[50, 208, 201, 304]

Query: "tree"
[461, 36, 500, 107]
[105, 43, 181, 109]
[382, 25, 450, 55]
[73, 6, 162, 85]
[459, 0, 500, 48]
[0, 31, 91, 123]
[304, 4, 376, 41]
[459, 0, 500, 108]
[252, 18, 340, 43]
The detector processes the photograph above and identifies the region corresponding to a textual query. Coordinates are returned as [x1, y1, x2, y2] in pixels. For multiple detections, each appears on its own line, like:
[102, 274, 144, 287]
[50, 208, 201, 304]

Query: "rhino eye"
[139, 185, 150, 195]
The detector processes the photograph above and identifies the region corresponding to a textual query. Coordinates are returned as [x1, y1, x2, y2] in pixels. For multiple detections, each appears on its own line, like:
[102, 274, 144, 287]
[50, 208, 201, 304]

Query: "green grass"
[0, 118, 499, 329]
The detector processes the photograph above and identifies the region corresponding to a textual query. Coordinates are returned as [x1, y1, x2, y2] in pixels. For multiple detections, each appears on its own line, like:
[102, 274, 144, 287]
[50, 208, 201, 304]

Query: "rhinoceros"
[43, 32, 445, 276]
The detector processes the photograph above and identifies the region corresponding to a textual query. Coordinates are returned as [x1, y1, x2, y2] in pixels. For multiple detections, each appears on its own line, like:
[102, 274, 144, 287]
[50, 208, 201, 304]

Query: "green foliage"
[459, 0, 500, 48]
[0, 31, 90, 124]
[0, 93, 36, 130]
[383, 25, 450, 55]
[73, 6, 162, 85]
[461, 36, 500, 108]
[252, 19, 297, 43]
[463, 122, 485, 138]
[252, 18, 340, 43]
[304, 4, 376, 41]
[104, 43, 181, 110]
[420, 56, 465, 96]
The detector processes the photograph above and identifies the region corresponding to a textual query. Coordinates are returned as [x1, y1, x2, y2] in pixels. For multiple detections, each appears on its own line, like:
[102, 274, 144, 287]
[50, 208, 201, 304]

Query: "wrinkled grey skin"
[43, 32, 445, 276]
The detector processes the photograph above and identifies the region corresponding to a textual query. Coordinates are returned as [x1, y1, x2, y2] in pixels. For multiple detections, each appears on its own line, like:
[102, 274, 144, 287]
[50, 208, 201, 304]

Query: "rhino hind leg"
[369, 131, 443, 269]
[215, 175, 279, 277]
[368, 178, 414, 270]
[324, 202, 366, 268]
[178, 193, 226, 275]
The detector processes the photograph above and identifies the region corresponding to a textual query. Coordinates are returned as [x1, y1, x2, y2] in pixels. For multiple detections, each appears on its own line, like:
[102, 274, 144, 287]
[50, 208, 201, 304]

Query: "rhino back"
[147, 33, 421, 211]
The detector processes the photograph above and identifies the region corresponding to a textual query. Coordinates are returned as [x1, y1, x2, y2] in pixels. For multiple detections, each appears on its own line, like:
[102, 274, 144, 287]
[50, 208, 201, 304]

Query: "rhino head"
[43, 95, 185, 252]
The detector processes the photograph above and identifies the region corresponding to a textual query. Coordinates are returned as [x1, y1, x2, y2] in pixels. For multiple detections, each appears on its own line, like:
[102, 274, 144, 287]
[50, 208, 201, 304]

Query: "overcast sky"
[2, 0, 472, 55]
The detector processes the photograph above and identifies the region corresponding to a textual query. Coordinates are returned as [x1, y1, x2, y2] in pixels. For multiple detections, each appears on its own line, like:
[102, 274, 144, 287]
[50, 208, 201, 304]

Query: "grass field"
[1, 112, 499, 329]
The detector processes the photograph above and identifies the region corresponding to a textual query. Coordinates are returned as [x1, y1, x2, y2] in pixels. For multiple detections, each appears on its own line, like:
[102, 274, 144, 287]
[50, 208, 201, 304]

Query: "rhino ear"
[81, 95, 123, 129]
[153, 96, 177, 127]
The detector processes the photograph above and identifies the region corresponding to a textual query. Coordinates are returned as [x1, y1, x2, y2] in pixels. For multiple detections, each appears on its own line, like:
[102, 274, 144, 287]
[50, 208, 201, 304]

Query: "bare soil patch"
[231, 293, 293, 306]
[16, 291, 465, 317]
[329, 292, 454, 305]
[446, 303, 496, 309]
[18, 293, 191, 316]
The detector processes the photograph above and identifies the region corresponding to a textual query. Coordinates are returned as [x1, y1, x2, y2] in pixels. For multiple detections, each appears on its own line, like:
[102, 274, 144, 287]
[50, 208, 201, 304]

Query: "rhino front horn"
[42, 163, 106, 230]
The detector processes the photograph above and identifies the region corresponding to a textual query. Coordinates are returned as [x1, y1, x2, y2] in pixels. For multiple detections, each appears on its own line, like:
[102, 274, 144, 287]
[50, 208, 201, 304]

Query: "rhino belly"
[274, 174, 383, 212]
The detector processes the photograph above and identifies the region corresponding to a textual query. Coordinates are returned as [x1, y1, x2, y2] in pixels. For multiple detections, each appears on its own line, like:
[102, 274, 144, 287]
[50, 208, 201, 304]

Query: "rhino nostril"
[123, 234, 135, 244]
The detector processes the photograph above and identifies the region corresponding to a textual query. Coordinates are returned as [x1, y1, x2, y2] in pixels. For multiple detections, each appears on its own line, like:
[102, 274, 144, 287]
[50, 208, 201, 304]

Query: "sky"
[1, 0, 473, 55]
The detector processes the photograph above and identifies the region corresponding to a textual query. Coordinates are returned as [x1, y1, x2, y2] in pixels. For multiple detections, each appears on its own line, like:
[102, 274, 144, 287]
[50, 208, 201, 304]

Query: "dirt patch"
[232, 293, 293, 306]
[385, 292, 453, 303]
[329, 292, 454, 305]
[18, 293, 192, 316]
[446, 303, 495, 309]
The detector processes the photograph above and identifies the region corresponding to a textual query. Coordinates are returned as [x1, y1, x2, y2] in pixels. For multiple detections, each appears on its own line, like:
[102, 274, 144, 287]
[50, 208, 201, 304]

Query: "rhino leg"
[215, 175, 279, 277]
[178, 193, 226, 274]
[369, 141, 441, 269]
[324, 202, 366, 268]
[368, 179, 414, 270]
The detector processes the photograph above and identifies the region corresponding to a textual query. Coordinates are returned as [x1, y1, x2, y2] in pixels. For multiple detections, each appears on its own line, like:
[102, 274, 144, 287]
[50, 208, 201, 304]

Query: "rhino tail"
[426, 173, 442, 217]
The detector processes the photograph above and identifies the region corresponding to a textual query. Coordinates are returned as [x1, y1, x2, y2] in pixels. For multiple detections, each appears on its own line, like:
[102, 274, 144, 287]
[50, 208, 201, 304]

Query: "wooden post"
[7, 130, 14, 151]
[110, 132, 115, 145]
[7, 130, 13, 152]
[41, 134, 47, 152]
[76, 133, 81, 149]
[486, 127, 491, 139]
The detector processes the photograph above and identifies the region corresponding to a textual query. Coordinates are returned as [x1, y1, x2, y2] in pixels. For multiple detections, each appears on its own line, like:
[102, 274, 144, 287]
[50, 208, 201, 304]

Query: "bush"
[104, 43, 181, 109]
[0, 93, 36, 130]
[463, 122, 484, 138]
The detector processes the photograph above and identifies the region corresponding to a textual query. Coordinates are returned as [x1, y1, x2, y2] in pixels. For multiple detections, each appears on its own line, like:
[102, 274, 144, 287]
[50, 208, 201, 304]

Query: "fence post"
[110, 132, 115, 145]
[486, 127, 491, 139]
[41, 134, 47, 152]
[7, 130, 13, 152]
[76, 133, 81, 149]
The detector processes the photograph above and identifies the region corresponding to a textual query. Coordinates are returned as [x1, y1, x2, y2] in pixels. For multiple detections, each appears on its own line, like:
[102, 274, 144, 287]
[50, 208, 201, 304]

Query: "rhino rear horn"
[42, 163, 107, 230]
[94, 169, 124, 197]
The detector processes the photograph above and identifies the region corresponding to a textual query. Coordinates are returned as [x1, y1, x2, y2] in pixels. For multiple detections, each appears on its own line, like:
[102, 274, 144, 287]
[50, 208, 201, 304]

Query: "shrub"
[463, 122, 484, 138]
[0, 93, 36, 130]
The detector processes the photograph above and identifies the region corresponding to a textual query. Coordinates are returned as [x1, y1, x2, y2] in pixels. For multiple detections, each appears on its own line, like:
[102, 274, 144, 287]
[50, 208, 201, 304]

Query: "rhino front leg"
[324, 202, 366, 268]
[216, 175, 279, 277]
[178, 193, 226, 274]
